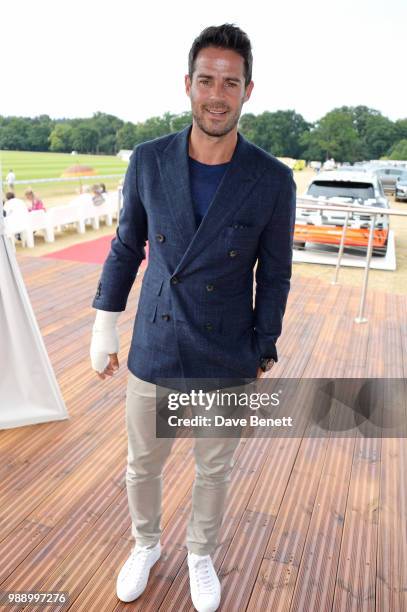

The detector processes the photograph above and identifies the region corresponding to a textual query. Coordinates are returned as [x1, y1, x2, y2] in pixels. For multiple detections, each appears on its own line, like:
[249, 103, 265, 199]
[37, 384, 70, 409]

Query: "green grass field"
[1, 150, 128, 203]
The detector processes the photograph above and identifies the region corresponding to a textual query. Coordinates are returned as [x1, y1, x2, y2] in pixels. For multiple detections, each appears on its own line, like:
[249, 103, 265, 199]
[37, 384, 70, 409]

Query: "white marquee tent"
[0, 201, 68, 429]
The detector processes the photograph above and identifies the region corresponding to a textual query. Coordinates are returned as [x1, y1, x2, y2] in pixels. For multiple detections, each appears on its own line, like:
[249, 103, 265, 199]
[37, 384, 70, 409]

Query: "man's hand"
[96, 353, 119, 380]
[257, 358, 275, 378]
[90, 310, 121, 379]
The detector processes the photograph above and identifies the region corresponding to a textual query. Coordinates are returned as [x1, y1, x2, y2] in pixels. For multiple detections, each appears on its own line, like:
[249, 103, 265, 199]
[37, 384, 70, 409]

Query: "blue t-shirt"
[188, 156, 230, 226]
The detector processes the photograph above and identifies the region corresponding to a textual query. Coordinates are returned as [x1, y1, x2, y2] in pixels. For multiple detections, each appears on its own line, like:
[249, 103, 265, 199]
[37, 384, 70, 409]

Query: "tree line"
[1, 106, 406, 161]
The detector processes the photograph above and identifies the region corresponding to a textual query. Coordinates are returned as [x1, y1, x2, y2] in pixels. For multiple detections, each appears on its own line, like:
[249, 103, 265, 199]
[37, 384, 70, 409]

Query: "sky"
[2, 0, 406, 125]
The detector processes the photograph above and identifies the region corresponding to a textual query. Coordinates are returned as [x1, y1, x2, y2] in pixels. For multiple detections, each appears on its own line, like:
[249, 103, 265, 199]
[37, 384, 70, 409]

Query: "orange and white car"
[294, 170, 390, 257]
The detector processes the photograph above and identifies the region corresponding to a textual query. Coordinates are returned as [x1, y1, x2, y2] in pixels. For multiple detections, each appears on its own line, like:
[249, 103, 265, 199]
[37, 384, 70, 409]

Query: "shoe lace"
[192, 557, 215, 594]
[123, 547, 152, 584]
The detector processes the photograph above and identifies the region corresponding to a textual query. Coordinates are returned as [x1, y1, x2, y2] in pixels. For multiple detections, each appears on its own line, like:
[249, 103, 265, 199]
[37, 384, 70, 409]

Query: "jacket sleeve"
[91, 145, 148, 312]
[253, 169, 296, 362]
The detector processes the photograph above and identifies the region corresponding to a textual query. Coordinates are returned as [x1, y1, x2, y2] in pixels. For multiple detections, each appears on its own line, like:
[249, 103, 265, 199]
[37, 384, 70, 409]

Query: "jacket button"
[232, 223, 239, 229]
[161, 314, 170, 321]
[206, 284, 214, 292]
[229, 249, 238, 258]
[205, 322, 213, 331]
[171, 276, 179, 285]
[156, 233, 165, 242]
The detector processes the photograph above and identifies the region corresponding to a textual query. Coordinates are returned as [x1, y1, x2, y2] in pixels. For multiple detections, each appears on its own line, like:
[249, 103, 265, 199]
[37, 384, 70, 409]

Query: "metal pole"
[117, 186, 122, 222]
[0, 161, 17, 256]
[355, 213, 377, 324]
[331, 210, 349, 285]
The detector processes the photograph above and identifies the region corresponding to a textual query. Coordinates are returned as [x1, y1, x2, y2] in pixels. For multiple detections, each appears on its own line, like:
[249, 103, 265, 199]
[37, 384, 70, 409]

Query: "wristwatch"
[259, 357, 275, 372]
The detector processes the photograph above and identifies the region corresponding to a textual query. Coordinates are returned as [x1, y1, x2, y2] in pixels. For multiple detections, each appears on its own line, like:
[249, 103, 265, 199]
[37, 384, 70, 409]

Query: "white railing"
[3, 174, 124, 186]
[295, 196, 407, 323]
[2, 192, 404, 325]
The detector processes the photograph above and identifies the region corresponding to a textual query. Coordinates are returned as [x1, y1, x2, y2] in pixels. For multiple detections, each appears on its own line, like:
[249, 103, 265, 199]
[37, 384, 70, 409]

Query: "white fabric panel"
[0, 203, 69, 429]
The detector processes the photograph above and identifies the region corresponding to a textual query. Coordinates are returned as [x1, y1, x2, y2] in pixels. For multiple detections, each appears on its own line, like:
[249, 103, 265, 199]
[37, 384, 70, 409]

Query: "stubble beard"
[192, 100, 244, 138]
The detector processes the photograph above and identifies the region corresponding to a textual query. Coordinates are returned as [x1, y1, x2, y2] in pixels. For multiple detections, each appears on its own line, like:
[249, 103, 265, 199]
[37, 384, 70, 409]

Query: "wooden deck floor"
[0, 254, 406, 611]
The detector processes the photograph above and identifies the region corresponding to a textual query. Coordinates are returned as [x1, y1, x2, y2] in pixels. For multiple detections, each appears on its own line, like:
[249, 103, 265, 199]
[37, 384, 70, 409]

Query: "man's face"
[185, 46, 254, 138]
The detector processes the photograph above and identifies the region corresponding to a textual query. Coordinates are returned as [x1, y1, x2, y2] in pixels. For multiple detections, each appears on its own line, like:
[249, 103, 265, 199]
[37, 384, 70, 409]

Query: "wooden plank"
[376, 435, 407, 612]
[331, 435, 381, 611]
[0, 255, 405, 612]
[154, 436, 291, 610]
[13, 440, 249, 612]
[1, 435, 193, 604]
[397, 294, 407, 377]
[279, 288, 366, 611]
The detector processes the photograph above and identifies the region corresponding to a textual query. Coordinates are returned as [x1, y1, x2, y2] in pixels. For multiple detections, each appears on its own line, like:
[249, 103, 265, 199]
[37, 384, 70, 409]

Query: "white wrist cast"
[90, 309, 121, 372]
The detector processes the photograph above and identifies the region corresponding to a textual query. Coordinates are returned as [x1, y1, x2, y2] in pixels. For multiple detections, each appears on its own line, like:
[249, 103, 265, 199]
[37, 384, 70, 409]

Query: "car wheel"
[372, 243, 388, 257]
[370, 232, 389, 257]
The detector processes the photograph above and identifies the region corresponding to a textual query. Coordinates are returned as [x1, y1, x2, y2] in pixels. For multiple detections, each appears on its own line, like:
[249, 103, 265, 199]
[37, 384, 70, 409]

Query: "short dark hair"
[5, 192, 15, 200]
[188, 23, 253, 87]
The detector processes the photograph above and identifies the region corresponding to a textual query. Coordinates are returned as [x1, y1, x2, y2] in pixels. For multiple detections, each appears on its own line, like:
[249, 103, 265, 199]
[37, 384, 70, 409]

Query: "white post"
[355, 213, 377, 324]
[331, 210, 350, 285]
[117, 186, 122, 221]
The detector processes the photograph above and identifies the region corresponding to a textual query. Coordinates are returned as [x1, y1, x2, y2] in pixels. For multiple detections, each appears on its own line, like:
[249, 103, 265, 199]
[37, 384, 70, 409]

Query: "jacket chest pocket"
[224, 224, 260, 251]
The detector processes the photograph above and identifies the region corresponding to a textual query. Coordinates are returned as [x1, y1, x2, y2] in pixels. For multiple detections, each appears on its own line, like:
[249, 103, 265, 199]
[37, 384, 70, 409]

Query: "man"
[3, 192, 29, 241]
[6, 169, 16, 192]
[3, 192, 28, 216]
[90, 23, 296, 612]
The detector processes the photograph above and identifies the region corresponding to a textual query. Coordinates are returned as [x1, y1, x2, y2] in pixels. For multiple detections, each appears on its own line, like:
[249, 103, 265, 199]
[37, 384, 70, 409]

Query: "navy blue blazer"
[92, 125, 296, 385]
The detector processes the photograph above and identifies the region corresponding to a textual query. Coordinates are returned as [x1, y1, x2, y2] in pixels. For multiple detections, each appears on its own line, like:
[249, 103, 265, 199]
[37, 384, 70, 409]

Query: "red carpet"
[42, 234, 149, 266]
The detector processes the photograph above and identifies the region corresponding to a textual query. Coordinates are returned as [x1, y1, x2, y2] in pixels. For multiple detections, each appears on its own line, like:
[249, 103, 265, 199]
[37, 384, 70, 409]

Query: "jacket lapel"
[156, 125, 198, 251]
[157, 124, 264, 274]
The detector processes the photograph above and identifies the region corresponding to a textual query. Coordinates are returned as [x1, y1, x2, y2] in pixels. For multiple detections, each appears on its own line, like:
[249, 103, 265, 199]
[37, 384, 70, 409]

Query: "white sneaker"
[116, 542, 161, 602]
[187, 552, 221, 612]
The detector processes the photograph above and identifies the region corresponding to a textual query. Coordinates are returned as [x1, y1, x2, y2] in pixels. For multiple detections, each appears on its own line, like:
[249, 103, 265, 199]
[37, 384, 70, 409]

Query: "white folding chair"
[26, 210, 55, 246]
[48, 203, 86, 234]
[4, 211, 31, 248]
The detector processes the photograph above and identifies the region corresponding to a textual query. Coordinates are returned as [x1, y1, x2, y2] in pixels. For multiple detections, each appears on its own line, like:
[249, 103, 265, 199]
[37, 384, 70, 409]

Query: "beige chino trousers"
[125, 370, 242, 556]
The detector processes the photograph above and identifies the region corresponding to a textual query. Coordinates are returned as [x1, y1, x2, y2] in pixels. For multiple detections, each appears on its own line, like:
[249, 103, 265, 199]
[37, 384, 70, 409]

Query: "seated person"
[3, 192, 29, 216]
[91, 184, 105, 207]
[25, 188, 46, 212]
[3, 192, 29, 240]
